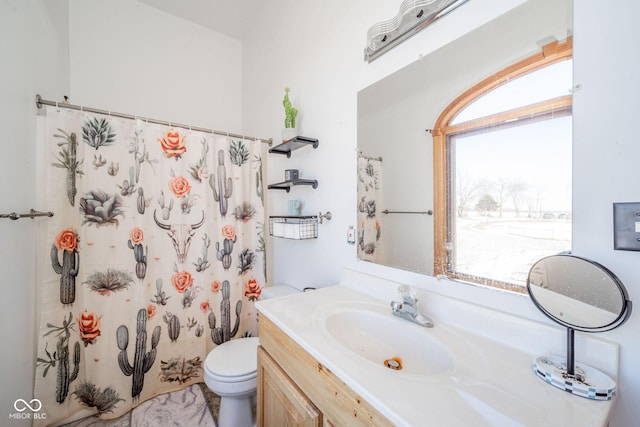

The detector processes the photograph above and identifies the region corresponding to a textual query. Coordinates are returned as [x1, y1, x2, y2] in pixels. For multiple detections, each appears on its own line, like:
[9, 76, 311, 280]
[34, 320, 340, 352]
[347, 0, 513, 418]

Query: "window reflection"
[450, 115, 572, 286]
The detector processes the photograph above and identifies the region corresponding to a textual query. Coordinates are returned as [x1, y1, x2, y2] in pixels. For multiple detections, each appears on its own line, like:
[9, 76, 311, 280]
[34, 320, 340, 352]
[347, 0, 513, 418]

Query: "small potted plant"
[281, 87, 298, 142]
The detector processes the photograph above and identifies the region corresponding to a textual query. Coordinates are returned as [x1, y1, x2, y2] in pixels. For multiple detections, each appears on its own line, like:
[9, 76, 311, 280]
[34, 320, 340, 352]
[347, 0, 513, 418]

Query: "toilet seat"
[204, 337, 259, 383]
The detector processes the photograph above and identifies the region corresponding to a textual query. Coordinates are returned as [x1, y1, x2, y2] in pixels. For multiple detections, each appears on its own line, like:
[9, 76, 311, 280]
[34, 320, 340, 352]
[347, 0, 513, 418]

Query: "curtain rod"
[358, 152, 383, 161]
[1, 209, 54, 221]
[36, 95, 273, 146]
[382, 209, 433, 215]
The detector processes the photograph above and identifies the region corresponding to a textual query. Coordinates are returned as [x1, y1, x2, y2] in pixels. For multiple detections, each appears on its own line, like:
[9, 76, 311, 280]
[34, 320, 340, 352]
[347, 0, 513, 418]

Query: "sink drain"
[384, 357, 403, 370]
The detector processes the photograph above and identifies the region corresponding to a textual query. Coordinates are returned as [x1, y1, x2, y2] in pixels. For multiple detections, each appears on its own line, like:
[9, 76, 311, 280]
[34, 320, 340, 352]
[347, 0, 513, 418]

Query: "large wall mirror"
[357, 0, 573, 276]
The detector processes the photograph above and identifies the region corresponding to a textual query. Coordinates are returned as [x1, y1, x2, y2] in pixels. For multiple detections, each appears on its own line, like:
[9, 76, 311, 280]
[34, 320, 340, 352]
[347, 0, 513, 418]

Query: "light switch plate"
[613, 202, 640, 251]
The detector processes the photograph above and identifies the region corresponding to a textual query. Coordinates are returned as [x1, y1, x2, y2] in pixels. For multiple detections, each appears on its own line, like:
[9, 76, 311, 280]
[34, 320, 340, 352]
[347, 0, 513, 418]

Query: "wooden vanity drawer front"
[257, 346, 322, 426]
[259, 316, 393, 427]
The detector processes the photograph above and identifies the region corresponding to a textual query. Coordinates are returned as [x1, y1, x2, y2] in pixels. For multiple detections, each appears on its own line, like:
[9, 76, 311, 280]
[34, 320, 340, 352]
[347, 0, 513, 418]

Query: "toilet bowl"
[204, 337, 260, 427]
[204, 285, 300, 427]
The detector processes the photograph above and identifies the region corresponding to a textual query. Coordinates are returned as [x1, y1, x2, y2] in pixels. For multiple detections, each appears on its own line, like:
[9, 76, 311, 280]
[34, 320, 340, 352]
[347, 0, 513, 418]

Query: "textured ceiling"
[138, 0, 254, 40]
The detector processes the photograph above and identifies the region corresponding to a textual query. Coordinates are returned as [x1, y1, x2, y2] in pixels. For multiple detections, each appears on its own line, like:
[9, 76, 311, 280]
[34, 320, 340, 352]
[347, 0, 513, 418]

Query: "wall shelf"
[269, 212, 331, 240]
[269, 216, 318, 239]
[267, 178, 318, 192]
[269, 136, 319, 158]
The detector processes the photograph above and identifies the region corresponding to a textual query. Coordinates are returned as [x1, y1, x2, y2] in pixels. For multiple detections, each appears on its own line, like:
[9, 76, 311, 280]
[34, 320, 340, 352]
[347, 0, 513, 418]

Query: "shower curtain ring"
[55, 101, 59, 112]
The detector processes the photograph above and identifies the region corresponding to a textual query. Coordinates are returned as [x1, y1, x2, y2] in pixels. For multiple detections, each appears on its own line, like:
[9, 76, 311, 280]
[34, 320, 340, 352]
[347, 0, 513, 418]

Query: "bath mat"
[60, 384, 218, 427]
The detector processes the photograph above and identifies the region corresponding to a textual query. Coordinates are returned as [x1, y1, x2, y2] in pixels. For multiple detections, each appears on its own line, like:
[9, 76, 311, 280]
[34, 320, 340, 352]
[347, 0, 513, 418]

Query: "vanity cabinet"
[257, 315, 393, 427]
[257, 347, 321, 426]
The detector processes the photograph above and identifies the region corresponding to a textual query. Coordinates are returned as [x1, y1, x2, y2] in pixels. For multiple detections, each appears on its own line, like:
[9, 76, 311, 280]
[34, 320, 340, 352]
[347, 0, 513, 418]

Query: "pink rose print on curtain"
[244, 278, 262, 301]
[159, 131, 186, 159]
[78, 310, 101, 346]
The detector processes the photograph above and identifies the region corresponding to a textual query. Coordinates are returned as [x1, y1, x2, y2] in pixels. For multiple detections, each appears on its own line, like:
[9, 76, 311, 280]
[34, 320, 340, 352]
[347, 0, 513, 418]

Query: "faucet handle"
[398, 285, 416, 304]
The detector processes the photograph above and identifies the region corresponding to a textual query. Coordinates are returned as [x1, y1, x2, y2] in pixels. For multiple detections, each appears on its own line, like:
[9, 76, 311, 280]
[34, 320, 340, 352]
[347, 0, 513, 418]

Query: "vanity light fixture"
[364, 0, 471, 62]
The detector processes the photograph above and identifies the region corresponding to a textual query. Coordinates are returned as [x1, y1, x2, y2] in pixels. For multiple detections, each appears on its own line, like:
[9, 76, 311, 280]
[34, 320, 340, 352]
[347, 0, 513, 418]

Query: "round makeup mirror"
[527, 254, 632, 400]
[527, 254, 631, 331]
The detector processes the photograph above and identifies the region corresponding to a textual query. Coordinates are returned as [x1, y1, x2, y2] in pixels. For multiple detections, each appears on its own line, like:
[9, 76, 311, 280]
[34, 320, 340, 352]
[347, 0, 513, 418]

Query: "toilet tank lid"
[261, 285, 300, 300]
[206, 337, 260, 377]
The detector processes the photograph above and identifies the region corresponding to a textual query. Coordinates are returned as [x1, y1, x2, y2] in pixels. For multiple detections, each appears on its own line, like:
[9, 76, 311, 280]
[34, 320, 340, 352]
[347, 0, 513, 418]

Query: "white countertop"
[257, 285, 614, 427]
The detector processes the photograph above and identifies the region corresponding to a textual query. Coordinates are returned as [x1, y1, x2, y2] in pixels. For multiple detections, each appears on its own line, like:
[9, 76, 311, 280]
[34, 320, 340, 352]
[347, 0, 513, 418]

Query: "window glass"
[434, 48, 573, 292]
[453, 60, 572, 125]
[449, 114, 572, 286]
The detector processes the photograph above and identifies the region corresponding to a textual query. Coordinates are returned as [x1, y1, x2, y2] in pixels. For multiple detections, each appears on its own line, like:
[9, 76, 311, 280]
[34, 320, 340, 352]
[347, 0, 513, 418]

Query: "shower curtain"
[357, 155, 383, 262]
[34, 106, 266, 425]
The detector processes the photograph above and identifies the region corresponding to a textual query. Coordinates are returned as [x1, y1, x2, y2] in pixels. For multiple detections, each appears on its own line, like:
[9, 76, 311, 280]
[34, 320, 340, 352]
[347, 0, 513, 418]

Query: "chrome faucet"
[390, 285, 434, 328]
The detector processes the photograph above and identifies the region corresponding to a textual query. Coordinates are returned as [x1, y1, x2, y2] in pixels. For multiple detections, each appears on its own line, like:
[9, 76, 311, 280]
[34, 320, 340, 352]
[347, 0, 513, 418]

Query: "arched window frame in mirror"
[432, 37, 573, 293]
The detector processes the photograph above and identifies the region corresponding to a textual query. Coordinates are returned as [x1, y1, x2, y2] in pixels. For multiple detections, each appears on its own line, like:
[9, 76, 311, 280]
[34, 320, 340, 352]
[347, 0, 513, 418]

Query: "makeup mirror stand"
[528, 254, 632, 400]
[566, 327, 575, 377]
[533, 327, 615, 400]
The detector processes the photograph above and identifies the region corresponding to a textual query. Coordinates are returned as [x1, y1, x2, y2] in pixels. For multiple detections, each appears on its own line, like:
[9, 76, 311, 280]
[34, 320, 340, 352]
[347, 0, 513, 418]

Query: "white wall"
[573, 2, 640, 425]
[0, 0, 70, 423]
[68, 0, 242, 132]
[242, 0, 640, 426]
[241, 0, 526, 289]
[241, 1, 366, 289]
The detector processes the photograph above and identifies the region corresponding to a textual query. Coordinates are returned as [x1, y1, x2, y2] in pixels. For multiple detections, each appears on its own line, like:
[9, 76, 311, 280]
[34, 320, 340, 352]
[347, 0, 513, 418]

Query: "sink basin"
[320, 302, 454, 376]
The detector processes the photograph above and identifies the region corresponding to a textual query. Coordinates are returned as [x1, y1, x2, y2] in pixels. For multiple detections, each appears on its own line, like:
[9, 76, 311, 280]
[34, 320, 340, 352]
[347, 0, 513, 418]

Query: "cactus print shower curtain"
[33, 106, 266, 425]
[357, 155, 383, 262]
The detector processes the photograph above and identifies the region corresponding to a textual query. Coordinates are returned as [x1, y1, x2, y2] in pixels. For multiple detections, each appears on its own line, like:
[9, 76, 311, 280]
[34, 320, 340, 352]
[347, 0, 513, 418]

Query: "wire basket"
[269, 216, 318, 240]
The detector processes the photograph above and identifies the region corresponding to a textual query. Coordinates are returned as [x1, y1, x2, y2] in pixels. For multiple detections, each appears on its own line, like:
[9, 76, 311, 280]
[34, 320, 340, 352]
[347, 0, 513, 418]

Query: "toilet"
[204, 285, 300, 427]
